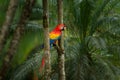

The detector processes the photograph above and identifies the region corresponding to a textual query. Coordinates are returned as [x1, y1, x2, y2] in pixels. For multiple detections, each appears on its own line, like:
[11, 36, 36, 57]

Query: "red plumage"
[39, 24, 66, 73]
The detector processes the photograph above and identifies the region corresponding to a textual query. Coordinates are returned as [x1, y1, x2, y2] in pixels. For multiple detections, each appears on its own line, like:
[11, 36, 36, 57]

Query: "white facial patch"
[60, 26, 64, 30]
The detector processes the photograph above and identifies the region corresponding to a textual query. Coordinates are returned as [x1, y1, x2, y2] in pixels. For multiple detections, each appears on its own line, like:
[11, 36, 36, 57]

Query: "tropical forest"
[0, 0, 120, 80]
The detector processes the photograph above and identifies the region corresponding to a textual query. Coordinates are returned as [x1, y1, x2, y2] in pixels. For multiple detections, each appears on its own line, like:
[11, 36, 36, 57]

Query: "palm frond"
[90, 0, 111, 35]
[10, 53, 43, 80]
[103, 0, 120, 15]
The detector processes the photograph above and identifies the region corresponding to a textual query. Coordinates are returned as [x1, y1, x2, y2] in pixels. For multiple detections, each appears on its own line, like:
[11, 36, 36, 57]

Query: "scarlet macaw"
[40, 23, 66, 72]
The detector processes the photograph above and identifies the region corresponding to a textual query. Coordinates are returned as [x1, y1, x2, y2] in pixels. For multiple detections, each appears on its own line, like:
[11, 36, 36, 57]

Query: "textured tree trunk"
[0, 0, 18, 53]
[57, 0, 66, 80]
[42, 0, 51, 80]
[0, 0, 35, 80]
[33, 71, 38, 80]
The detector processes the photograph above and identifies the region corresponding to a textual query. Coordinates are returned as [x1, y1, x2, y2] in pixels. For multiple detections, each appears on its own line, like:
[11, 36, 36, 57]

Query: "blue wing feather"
[41, 36, 61, 49]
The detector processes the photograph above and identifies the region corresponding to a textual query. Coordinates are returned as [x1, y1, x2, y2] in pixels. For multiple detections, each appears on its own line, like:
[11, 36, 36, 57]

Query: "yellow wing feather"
[49, 33, 60, 39]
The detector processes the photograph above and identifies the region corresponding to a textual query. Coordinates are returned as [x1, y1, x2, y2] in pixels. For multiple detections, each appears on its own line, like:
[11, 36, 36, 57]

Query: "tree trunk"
[57, 0, 66, 80]
[33, 71, 38, 80]
[42, 0, 51, 80]
[0, 0, 35, 80]
[0, 0, 18, 53]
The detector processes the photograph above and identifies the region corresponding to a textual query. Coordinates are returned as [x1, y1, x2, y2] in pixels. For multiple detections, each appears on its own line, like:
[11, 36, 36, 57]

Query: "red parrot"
[39, 23, 66, 72]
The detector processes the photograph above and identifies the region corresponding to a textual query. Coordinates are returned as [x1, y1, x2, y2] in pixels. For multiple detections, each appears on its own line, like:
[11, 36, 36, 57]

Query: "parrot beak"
[61, 26, 66, 31]
[64, 26, 66, 30]
[62, 27, 66, 31]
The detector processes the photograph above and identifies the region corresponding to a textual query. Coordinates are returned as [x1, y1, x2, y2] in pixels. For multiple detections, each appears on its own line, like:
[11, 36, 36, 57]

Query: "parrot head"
[54, 24, 66, 31]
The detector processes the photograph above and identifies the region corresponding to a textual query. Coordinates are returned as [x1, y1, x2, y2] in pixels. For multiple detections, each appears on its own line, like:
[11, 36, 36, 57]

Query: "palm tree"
[0, 0, 18, 53]
[63, 0, 120, 80]
[57, 0, 66, 80]
[0, 0, 36, 79]
[42, 0, 51, 79]
[1, 0, 119, 80]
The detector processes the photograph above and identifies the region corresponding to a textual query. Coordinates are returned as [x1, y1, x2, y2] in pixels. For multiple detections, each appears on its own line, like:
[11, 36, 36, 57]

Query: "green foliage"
[63, 0, 120, 80]
[12, 22, 44, 66]
[10, 53, 43, 80]
[0, 0, 120, 80]
[0, 0, 9, 26]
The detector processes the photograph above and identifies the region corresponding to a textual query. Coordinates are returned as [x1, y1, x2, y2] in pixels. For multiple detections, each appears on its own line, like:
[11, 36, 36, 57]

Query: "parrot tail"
[39, 56, 45, 73]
